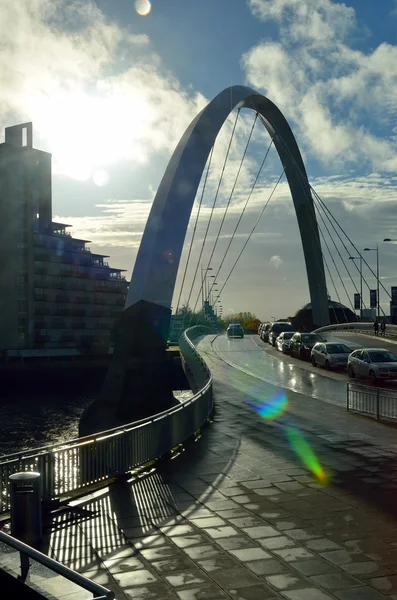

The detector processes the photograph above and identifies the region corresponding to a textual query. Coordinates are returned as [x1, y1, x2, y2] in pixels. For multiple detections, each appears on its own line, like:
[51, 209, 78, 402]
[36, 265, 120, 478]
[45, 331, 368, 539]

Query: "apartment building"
[0, 122, 128, 355]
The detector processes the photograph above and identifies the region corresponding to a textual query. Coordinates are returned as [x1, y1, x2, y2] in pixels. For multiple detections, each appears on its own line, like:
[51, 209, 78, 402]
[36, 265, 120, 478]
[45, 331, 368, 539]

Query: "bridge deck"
[2, 336, 397, 599]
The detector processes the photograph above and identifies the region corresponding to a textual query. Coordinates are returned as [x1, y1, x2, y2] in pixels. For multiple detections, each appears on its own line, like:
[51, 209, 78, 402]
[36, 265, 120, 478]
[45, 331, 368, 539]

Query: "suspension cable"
[321, 252, 340, 323]
[205, 133, 275, 308]
[185, 110, 240, 329]
[314, 199, 357, 311]
[272, 125, 391, 304]
[317, 220, 349, 320]
[187, 110, 241, 327]
[213, 169, 285, 304]
[175, 146, 214, 315]
[269, 127, 370, 312]
[313, 190, 391, 300]
[200, 112, 258, 305]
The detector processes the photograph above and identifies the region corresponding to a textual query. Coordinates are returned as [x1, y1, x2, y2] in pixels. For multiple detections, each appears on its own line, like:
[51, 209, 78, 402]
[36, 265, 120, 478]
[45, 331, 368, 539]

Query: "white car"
[276, 332, 294, 353]
[311, 342, 351, 370]
[348, 348, 397, 383]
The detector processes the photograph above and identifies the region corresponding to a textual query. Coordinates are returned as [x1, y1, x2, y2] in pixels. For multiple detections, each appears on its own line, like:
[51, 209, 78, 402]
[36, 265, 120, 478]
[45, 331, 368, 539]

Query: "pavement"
[2, 334, 397, 599]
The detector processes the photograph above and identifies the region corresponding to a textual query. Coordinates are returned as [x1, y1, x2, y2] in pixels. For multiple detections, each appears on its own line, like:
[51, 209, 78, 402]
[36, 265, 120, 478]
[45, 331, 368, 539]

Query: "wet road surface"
[209, 333, 397, 408]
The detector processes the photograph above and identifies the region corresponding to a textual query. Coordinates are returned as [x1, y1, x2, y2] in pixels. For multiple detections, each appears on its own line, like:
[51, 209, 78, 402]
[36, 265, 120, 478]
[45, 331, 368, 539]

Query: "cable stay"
[271, 129, 390, 317]
[212, 169, 285, 305]
[313, 197, 360, 310]
[186, 109, 241, 328]
[205, 134, 275, 308]
[321, 253, 340, 323]
[195, 111, 258, 314]
[175, 145, 214, 318]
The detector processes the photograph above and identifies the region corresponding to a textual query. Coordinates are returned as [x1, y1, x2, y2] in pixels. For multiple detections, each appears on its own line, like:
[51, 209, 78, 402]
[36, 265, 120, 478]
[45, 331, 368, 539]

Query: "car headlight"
[379, 368, 388, 372]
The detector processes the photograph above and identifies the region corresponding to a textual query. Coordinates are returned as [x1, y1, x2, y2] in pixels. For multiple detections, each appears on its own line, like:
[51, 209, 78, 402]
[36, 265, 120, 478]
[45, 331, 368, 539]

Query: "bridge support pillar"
[79, 301, 179, 436]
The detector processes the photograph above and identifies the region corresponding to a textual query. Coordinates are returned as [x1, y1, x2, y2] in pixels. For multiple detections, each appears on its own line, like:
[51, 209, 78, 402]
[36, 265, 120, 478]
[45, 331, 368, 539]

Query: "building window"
[18, 299, 27, 312]
[18, 328, 26, 340]
[18, 317, 27, 326]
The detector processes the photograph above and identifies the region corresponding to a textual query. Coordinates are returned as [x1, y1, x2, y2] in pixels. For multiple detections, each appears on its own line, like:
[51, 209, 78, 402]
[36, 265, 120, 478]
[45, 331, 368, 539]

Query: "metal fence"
[0, 531, 114, 599]
[347, 382, 397, 422]
[315, 322, 397, 339]
[0, 326, 213, 514]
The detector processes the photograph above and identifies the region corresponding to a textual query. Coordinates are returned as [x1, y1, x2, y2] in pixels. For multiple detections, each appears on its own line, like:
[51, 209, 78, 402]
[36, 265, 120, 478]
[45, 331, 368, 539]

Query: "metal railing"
[0, 326, 213, 514]
[315, 322, 397, 339]
[347, 382, 397, 422]
[0, 531, 114, 599]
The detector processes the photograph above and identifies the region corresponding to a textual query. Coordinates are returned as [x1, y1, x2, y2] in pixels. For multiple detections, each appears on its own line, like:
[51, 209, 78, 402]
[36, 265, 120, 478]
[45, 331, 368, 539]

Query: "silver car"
[311, 342, 351, 370]
[348, 348, 397, 383]
[276, 331, 294, 354]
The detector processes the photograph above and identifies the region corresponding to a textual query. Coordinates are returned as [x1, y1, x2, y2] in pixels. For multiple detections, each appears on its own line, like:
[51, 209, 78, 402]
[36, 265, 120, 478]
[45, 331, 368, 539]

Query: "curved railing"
[0, 327, 214, 514]
[314, 322, 397, 338]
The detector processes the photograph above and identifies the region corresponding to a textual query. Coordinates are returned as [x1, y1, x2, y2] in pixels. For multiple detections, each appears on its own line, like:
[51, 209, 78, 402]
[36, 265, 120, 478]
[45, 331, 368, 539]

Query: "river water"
[0, 390, 193, 458]
[0, 395, 91, 457]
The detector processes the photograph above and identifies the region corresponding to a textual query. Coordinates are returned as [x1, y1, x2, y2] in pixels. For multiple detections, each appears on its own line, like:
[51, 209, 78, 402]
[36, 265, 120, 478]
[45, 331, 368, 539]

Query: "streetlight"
[364, 245, 379, 319]
[201, 266, 213, 308]
[349, 255, 363, 319]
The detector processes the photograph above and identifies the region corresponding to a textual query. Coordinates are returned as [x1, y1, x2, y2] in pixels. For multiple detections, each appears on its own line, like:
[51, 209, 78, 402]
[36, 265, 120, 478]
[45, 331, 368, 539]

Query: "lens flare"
[286, 426, 328, 483]
[246, 390, 288, 420]
[135, 0, 151, 16]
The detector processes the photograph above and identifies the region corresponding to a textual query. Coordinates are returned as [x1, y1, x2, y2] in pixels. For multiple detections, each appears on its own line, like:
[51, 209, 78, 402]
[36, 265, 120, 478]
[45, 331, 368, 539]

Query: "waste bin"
[9, 472, 42, 546]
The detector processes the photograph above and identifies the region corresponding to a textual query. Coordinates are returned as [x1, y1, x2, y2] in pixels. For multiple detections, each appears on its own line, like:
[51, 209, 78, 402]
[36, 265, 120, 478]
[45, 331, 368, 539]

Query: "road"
[207, 332, 397, 408]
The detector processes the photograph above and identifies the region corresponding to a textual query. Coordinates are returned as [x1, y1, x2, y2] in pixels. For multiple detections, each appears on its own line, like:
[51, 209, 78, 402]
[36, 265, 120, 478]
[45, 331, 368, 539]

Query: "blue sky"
[1, 0, 397, 320]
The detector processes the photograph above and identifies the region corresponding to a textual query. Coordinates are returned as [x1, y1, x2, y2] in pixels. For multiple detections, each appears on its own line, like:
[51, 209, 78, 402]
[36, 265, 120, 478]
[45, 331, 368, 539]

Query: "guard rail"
[0, 326, 213, 514]
[0, 530, 114, 599]
[314, 322, 397, 338]
[347, 382, 397, 422]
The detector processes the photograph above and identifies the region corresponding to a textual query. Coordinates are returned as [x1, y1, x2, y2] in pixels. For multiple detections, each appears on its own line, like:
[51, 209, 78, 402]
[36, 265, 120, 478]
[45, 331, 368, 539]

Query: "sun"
[35, 86, 153, 181]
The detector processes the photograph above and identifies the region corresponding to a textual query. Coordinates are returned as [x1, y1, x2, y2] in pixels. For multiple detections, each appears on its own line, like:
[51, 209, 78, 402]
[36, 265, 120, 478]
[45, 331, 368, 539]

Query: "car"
[227, 323, 244, 339]
[261, 322, 271, 342]
[290, 332, 324, 360]
[347, 348, 397, 382]
[268, 322, 294, 347]
[311, 342, 351, 370]
[276, 331, 295, 353]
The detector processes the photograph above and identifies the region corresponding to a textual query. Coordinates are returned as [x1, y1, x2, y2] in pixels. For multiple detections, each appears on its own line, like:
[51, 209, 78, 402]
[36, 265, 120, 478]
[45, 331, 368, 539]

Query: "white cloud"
[0, 0, 206, 179]
[244, 0, 397, 172]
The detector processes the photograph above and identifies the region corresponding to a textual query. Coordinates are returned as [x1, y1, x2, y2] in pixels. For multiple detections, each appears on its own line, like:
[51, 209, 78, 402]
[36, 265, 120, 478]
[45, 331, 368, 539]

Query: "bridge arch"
[127, 85, 330, 328]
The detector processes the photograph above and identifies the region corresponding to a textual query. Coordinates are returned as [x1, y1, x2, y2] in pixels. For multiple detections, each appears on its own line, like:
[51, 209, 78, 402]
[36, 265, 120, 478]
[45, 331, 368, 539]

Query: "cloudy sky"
[2, 0, 397, 321]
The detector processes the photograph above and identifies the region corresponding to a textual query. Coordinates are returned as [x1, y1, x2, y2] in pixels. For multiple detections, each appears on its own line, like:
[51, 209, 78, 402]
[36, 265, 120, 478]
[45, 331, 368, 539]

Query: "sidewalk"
[2, 338, 397, 599]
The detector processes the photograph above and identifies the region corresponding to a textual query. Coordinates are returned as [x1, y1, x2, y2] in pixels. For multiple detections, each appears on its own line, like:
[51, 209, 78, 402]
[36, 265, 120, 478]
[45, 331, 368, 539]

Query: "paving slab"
[5, 336, 397, 599]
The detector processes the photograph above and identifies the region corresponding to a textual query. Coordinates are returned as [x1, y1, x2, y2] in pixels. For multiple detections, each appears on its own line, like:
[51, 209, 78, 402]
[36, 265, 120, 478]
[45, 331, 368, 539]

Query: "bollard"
[9, 472, 42, 547]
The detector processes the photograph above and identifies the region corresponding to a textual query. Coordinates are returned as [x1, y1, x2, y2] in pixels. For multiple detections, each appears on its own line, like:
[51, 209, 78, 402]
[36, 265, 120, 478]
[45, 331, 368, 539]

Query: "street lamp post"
[349, 255, 363, 319]
[201, 267, 213, 310]
[364, 245, 379, 319]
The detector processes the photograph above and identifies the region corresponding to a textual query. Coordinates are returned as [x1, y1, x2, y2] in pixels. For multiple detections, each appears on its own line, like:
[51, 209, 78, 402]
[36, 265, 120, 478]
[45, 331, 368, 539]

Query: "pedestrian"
[381, 320, 386, 337]
[374, 319, 379, 336]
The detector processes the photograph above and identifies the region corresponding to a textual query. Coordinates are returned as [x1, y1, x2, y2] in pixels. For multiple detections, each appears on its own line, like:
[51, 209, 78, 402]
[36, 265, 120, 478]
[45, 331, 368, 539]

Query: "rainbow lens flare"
[246, 390, 288, 420]
[286, 426, 328, 484]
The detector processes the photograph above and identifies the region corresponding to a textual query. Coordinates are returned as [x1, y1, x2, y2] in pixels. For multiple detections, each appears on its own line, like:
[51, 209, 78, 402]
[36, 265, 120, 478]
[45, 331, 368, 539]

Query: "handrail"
[0, 326, 214, 512]
[0, 327, 212, 465]
[314, 322, 397, 335]
[0, 531, 114, 599]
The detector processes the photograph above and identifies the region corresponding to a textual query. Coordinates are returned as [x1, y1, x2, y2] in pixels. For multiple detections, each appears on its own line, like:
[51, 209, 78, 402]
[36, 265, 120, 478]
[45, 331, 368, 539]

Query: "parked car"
[290, 332, 324, 360]
[348, 348, 397, 382]
[268, 322, 294, 347]
[311, 342, 351, 370]
[261, 322, 271, 342]
[276, 331, 295, 354]
[227, 323, 244, 339]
